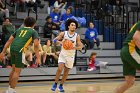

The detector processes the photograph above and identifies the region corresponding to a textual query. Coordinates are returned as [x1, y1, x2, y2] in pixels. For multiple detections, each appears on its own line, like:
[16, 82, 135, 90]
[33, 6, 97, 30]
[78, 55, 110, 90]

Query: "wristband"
[53, 39, 57, 43]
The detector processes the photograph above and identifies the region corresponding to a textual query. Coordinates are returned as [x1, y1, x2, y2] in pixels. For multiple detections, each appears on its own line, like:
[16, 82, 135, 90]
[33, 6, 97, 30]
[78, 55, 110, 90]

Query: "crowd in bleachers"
[0, 38, 61, 68]
[0, 0, 124, 68]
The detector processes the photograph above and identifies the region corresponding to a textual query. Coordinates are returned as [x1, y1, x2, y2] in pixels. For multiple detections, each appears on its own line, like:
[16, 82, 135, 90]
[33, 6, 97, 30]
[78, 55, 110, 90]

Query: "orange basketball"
[62, 39, 73, 50]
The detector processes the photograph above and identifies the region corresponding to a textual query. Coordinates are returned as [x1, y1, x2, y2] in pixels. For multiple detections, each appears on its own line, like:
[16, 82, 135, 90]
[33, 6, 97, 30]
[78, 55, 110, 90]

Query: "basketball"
[62, 39, 73, 50]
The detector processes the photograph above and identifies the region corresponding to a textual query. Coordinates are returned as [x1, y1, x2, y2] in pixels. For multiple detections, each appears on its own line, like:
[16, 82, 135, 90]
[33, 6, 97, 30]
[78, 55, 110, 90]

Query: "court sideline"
[0, 78, 140, 93]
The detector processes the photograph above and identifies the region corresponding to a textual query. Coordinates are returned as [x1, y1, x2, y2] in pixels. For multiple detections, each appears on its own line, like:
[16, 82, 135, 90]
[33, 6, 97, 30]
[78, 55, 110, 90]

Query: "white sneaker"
[4, 89, 16, 93]
[87, 67, 96, 71]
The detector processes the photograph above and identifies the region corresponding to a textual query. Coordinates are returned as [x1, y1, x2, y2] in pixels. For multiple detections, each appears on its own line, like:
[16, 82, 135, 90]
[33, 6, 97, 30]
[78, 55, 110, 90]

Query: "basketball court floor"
[0, 78, 140, 93]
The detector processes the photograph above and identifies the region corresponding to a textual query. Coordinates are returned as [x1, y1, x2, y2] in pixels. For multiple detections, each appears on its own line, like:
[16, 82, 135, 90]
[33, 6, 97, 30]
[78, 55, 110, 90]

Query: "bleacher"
[1, 0, 140, 82]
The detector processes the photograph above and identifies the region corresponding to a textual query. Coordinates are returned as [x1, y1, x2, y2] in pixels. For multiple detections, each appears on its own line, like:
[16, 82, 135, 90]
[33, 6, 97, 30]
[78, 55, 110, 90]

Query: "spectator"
[85, 22, 100, 49]
[25, 0, 44, 19]
[51, 41, 61, 66]
[60, 7, 73, 22]
[29, 39, 43, 67]
[42, 39, 56, 66]
[1, 18, 15, 46]
[54, 0, 67, 15]
[24, 43, 34, 67]
[50, 7, 61, 26]
[87, 52, 108, 71]
[25, 0, 39, 19]
[0, 0, 9, 24]
[87, 52, 97, 71]
[43, 16, 59, 38]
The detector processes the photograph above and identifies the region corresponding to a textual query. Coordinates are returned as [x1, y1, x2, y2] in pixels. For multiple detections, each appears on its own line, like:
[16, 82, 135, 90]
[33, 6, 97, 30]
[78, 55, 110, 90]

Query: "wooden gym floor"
[0, 78, 140, 93]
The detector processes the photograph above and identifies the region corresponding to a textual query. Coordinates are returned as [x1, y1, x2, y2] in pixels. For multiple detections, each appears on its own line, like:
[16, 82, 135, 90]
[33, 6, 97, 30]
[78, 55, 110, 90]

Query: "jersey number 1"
[19, 30, 27, 37]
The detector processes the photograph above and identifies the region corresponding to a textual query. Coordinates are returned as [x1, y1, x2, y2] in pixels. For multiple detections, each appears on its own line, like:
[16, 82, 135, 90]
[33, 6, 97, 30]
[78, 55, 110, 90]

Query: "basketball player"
[51, 19, 83, 92]
[0, 17, 40, 93]
[115, 22, 140, 93]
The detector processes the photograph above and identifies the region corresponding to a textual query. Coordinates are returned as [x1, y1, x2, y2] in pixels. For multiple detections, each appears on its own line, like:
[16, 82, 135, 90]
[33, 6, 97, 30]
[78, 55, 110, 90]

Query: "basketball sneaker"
[51, 83, 57, 91]
[58, 85, 65, 92]
[87, 67, 96, 71]
[4, 90, 16, 93]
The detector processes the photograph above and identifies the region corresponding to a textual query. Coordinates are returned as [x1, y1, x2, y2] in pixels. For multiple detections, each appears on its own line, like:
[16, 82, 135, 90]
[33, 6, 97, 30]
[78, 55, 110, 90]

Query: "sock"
[60, 84, 63, 86]
[55, 82, 57, 85]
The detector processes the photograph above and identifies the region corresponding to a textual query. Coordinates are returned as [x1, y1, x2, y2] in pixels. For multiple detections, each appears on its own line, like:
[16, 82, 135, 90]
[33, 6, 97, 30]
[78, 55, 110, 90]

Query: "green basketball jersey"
[10, 27, 39, 52]
[123, 21, 140, 54]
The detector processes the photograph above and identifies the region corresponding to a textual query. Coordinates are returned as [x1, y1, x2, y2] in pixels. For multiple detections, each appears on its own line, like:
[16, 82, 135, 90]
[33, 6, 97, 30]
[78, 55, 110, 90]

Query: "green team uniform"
[10, 27, 39, 68]
[121, 21, 140, 76]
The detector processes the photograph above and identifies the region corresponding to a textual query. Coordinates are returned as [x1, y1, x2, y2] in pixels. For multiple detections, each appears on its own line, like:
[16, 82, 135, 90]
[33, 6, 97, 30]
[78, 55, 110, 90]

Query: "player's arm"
[133, 30, 140, 49]
[75, 35, 83, 50]
[53, 32, 64, 44]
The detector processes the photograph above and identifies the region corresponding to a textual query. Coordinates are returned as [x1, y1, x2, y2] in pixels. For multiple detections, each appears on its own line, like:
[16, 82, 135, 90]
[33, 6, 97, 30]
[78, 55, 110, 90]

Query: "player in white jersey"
[51, 19, 83, 92]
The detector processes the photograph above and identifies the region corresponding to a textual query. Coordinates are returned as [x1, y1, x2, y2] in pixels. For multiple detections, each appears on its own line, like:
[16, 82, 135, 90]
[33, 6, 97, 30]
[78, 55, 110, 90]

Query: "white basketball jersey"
[61, 31, 78, 56]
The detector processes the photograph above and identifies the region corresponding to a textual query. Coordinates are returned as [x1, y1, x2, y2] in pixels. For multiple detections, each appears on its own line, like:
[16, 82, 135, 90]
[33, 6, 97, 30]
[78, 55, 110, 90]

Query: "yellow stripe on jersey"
[129, 23, 137, 33]
[23, 37, 32, 52]
[128, 40, 135, 54]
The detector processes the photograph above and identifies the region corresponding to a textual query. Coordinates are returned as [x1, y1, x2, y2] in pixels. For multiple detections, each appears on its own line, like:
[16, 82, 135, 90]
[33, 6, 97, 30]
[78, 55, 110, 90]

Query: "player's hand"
[0, 53, 5, 62]
[35, 57, 41, 65]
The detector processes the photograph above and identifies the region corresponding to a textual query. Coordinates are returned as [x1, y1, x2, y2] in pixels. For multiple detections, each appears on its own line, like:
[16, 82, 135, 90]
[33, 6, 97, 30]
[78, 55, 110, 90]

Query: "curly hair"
[65, 19, 78, 31]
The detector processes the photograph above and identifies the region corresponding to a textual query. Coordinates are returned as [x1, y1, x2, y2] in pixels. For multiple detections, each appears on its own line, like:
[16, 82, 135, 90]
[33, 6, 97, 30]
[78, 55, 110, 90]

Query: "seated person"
[51, 41, 61, 66]
[50, 7, 61, 26]
[60, 7, 73, 22]
[29, 40, 44, 67]
[2, 18, 15, 45]
[87, 52, 97, 71]
[42, 39, 53, 66]
[23, 43, 34, 67]
[87, 52, 108, 71]
[85, 22, 100, 49]
[43, 16, 60, 38]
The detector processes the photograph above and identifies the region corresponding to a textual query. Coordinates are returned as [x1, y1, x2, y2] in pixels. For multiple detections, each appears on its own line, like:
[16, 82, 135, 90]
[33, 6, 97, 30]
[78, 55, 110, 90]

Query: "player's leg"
[10, 67, 22, 89]
[58, 67, 70, 92]
[5, 51, 24, 93]
[60, 67, 70, 84]
[115, 76, 135, 93]
[51, 53, 65, 91]
[51, 63, 65, 91]
[55, 63, 65, 83]
[115, 47, 136, 93]
[58, 56, 74, 92]
[9, 64, 15, 87]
